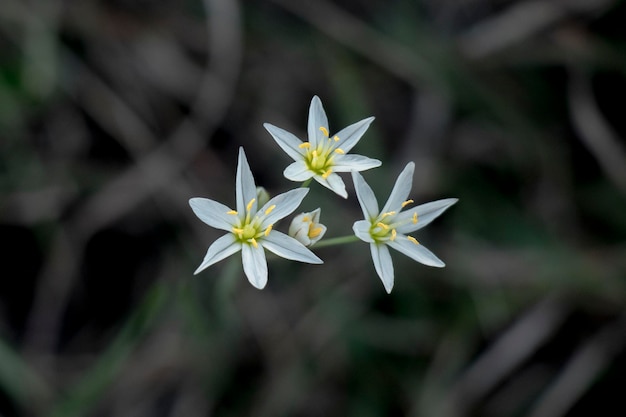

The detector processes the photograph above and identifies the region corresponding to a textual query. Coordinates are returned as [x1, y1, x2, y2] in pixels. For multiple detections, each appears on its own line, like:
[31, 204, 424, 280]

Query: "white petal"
[263, 123, 305, 161]
[351, 171, 379, 220]
[241, 243, 268, 289]
[259, 188, 309, 226]
[353, 220, 375, 243]
[284, 161, 314, 182]
[262, 231, 323, 264]
[189, 198, 237, 232]
[333, 154, 382, 172]
[370, 243, 394, 293]
[397, 198, 458, 234]
[387, 236, 445, 267]
[236, 147, 258, 215]
[194, 234, 241, 274]
[381, 162, 415, 214]
[334, 116, 375, 153]
[308, 96, 329, 148]
[314, 172, 347, 198]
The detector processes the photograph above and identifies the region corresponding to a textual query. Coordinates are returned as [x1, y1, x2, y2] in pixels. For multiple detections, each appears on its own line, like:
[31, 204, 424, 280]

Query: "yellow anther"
[246, 198, 256, 212]
[377, 222, 389, 230]
[390, 229, 397, 241]
[402, 199, 414, 208]
[264, 205, 276, 215]
[334, 148, 345, 154]
[226, 210, 238, 215]
[381, 211, 396, 219]
[309, 226, 323, 238]
[250, 238, 258, 248]
[319, 126, 329, 137]
[322, 169, 332, 179]
[264, 224, 273, 236]
[232, 227, 244, 237]
[407, 236, 419, 245]
[412, 213, 418, 224]
[333, 135, 340, 141]
[299, 142, 311, 149]
[302, 216, 310, 222]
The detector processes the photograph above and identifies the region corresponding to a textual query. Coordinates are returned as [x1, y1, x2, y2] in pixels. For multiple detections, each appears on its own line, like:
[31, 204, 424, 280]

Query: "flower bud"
[289, 208, 326, 246]
[256, 186, 270, 208]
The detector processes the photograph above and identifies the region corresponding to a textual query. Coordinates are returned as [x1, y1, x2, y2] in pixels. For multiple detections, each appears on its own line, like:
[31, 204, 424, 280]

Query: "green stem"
[312, 235, 360, 248]
[300, 178, 312, 188]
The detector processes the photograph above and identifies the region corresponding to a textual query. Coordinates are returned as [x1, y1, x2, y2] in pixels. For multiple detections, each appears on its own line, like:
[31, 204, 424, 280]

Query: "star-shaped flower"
[264, 96, 382, 198]
[352, 163, 457, 293]
[189, 147, 323, 289]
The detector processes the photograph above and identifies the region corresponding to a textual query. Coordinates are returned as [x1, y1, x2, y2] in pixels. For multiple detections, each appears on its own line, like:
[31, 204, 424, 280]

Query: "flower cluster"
[190, 96, 457, 293]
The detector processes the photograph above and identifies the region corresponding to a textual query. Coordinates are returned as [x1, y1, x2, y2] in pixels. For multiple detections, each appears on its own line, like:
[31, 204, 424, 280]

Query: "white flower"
[288, 208, 327, 246]
[352, 163, 457, 293]
[263, 96, 382, 198]
[189, 147, 323, 289]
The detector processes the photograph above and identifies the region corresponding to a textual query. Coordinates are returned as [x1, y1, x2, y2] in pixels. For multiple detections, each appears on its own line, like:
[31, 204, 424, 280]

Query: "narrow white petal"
[332, 154, 382, 172]
[236, 147, 258, 215]
[308, 96, 329, 148]
[263, 231, 323, 264]
[314, 172, 347, 198]
[194, 234, 241, 274]
[353, 220, 375, 243]
[387, 236, 445, 267]
[284, 161, 314, 182]
[189, 198, 237, 232]
[241, 244, 268, 289]
[370, 243, 394, 293]
[397, 198, 458, 234]
[334, 116, 375, 153]
[259, 188, 309, 226]
[381, 162, 415, 214]
[351, 171, 379, 220]
[263, 123, 305, 161]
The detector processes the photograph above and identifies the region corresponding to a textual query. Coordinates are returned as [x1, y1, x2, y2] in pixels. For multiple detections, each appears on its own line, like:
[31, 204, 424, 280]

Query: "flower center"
[299, 127, 344, 179]
[228, 198, 274, 248]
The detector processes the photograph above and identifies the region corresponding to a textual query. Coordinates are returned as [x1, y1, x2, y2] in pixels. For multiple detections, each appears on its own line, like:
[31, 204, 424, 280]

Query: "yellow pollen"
[407, 236, 419, 245]
[309, 226, 323, 238]
[250, 238, 258, 248]
[380, 211, 396, 219]
[319, 126, 329, 137]
[299, 142, 311, 149]
[322, 169, 332, 179]
[391, 229, 397, 241]
[265, 205, 276, 215]
[377, 222, 389, 230]
[246, 198, 256, 212]
[226, 210, 238, 215]
[402, 199, 414, 208]
[333, 135, 340, 141]
[264, 225, 272, 236]
[302, 216, 310, 222]
[412, 213, 418, 224]
[334, 148, 345, 154]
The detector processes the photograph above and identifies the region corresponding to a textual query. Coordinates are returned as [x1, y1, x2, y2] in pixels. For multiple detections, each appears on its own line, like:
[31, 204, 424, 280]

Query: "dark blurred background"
[2, 0, 626, 416]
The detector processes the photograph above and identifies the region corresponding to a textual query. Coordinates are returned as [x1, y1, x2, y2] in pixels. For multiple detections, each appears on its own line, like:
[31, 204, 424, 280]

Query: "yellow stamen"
[226, 210, 238, 215]
[381, 211, 396, 219]
[250, 238, 258, 248]
[391, 229, 397, 241]
[309, 226, 323, 238]
[412, 213, 418, 224]
[377, 222, 389, 230]
[322, 169, 332, 179]
[407, 236, 419, 245]
[334, 148, 345, 154]
[232, 227, 244, 237]
[402, 199, 414, 208]
[333, 135, 340, 141]
[299, 142, 311, 149]
[264, 225, 272, 236]
[302, 216, 310, 222]
[264, 205, 276, 215]
[319, 126, 329, 137]
[246, 198, 256, 212]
